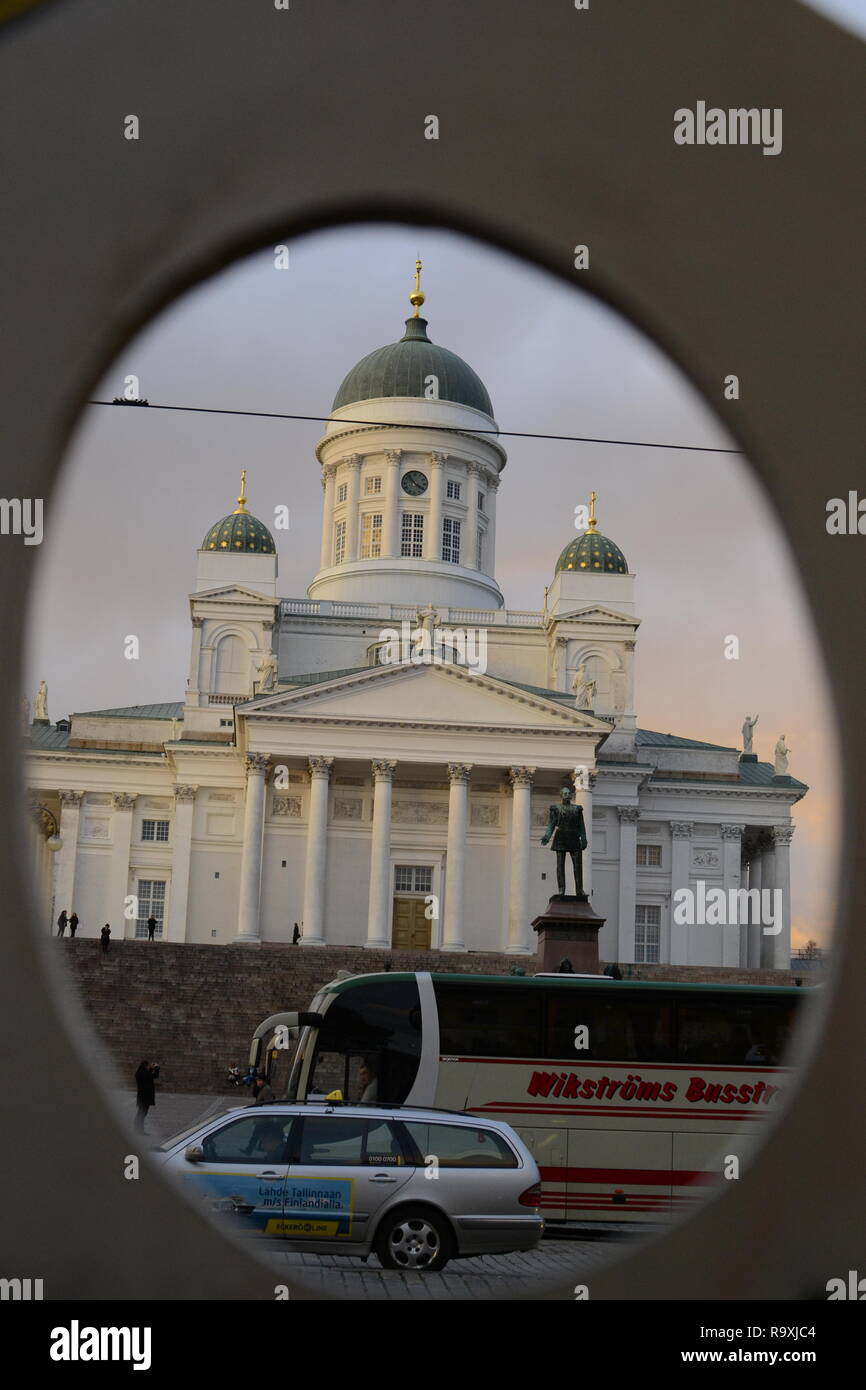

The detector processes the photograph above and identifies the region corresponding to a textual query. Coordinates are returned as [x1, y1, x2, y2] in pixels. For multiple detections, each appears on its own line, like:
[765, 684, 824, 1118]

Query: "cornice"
[248, 714, 598, 738]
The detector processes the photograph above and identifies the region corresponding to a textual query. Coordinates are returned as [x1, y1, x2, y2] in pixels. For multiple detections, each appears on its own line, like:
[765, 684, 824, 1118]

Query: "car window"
[295, 1117, 406, 1166]
[403, 1122, 518, 1168]
[201, 1116, 291, 1165]
[364, 1121, 404, 1166]
[297, 1117, 366, 1165]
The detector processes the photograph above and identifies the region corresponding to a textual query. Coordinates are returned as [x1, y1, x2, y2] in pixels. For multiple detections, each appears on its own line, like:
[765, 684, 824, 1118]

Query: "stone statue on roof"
[741, 713, 758, 754]
[774, 735, 791, 776]
[34, 680, 48, 722]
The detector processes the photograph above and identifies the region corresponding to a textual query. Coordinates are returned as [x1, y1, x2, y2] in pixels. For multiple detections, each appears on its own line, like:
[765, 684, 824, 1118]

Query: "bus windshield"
[305, 977, 423, 1104]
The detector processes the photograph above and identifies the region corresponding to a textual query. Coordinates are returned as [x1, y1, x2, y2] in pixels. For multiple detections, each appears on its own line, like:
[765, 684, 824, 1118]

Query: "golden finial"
[234, 470, 248, 514]
[409, 257, 425, 317]
[543, 584, 549, 613]
[586, 490, 598, 534]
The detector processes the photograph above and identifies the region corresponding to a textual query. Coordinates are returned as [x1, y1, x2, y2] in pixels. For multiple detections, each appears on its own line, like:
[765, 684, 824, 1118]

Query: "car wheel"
[374, 1205, 453, 1272]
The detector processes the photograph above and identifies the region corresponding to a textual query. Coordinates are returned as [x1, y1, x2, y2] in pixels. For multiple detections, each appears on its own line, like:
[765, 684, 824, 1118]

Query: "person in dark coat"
[146, 915, 158, 941]
[100, 924, 111, 953]
[57, 910, 68, 937]
[68, 912, 79, 938]
[134, 1060, 157, 1132]
[292, 922, 301, 944]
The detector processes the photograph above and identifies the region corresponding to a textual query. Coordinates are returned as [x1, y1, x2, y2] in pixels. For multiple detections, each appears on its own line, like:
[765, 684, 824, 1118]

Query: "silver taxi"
[158, 1102, 543, 1271]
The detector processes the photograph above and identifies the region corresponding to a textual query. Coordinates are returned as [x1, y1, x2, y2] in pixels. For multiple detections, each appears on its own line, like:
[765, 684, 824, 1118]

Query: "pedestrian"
[68, 911, 79, 938]
[100, 924, 111, 953]
[134, 1059, 157, 1132]
[292, 922, 301, 945]
[250, 1076, 275, 1106]
[146, 915, 157, 941]
[56, 909, 68, 937]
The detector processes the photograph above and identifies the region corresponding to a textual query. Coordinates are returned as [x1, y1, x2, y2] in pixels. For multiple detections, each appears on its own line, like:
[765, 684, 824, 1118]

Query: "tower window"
[361, 512, 383, 559]
[478, 491, 485, 511]
[336, 482, 348, 503]
[442, 517, 461, 564]
[401, 512, 424, 557]
[364, 475, 382, 495]
[476, 528, 484, 570]
[446, 480, 461, 500]
[334, 519, 346, 565]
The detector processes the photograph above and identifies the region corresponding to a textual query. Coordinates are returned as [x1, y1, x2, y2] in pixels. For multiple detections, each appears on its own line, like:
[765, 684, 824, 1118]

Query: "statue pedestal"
[531, 894, 606, 974]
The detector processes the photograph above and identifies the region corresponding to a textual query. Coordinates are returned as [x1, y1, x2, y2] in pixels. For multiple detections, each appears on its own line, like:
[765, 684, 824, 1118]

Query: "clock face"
[401, 470, 428, 497]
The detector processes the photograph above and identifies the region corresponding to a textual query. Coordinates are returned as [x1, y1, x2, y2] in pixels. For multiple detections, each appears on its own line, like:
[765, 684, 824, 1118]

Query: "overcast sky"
[25, 222, 841, 950]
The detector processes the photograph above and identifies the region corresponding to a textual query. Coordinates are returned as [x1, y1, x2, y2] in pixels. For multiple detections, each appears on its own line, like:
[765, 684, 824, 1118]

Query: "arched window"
[214, 634, 248, 694]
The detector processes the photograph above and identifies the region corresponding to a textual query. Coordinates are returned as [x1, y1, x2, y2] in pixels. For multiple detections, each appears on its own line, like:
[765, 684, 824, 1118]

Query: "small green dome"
[332, 315, 494, 417]
[203, 511, 275, 553]
[556, 530, 628, 575]
[202, 476, 275, 553]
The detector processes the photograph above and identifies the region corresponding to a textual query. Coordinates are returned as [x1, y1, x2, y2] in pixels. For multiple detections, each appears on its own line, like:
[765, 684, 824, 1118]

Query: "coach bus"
[249, 971, 807, 1225]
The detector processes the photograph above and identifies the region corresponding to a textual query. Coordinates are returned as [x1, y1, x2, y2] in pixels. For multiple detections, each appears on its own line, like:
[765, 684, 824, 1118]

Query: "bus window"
[545, 991, 674, 1062]
[675, 996, 800, 1066]
[307, 979, 422, 1103]
[435, 984, 543, 1058]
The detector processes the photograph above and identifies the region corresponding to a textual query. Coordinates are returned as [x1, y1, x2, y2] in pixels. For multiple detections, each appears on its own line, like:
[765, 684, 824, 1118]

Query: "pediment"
[190, 585, 277, 605]
[553, 606, 636, 625]
[241, 663, 611, 733]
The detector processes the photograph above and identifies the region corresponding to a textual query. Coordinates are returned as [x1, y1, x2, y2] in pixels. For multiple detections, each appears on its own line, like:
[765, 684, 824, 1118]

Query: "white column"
[344, 455, 361, 561]
[443, 762, 472, 951]
[507, 765, 534, 953]
[108, 793, 137, 939]
[770, 825, 793, 969]
[721, 823, 745, 967]
[739, 843, 750, 966]
[617, 806, 639, 962]
[301, 755, 333, 945]
[366, 758, 396, 948]
[320, 463, 337, 569]
[573, 768, 595, 898]
[382, 449, 403, 558]
[759, 835, 777, 967]
[236, 755, 269, 943]
[167, 786, 196, 942]
[55, 790, 83, 924]
[425, 451, 447, 561]
[486, 474, 499, 576]
[747, 847, 763, 967]
[465, 463, 480, 568]
[187, 616, 204, 700]
[668, 821, 693, 965]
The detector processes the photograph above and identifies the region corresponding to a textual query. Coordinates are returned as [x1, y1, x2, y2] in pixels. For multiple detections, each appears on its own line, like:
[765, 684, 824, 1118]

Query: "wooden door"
[391, 897, 432, 950]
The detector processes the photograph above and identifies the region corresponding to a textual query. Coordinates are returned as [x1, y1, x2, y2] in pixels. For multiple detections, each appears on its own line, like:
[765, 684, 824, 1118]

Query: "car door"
[281, 1115, 414, 1248]
[179, 1113, 294, 1235]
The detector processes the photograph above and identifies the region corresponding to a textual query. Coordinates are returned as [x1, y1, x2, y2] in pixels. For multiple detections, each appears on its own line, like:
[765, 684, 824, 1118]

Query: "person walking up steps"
[56, 909, 68, 937]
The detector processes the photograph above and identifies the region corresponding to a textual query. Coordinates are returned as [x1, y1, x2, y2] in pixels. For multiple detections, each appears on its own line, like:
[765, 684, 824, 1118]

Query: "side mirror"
[184, 1145, 205, 1164]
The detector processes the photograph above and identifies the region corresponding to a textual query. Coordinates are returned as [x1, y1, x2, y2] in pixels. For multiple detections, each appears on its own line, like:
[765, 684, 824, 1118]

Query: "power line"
[88, 399, 743, 455]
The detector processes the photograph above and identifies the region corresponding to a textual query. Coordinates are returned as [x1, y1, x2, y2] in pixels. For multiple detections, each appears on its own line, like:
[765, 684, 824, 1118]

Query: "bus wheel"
[375, 1206, 453, 1273]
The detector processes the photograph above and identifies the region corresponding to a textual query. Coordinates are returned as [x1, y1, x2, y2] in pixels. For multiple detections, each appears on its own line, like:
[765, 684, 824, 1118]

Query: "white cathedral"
[26, 271, 806, 968]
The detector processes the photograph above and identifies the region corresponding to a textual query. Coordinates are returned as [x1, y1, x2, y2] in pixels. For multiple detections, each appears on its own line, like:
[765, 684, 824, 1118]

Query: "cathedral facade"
[26, 280, 807, 967]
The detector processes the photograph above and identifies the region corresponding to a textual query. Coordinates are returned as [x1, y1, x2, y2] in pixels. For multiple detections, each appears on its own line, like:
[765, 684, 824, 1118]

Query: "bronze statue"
[541, 785, 588, 897]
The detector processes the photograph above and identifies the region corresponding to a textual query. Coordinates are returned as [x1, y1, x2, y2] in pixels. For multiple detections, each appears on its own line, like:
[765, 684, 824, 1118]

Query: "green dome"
[556, 529, 628, 575]
[202, 510, 275, 554]
[332, 316, 494, 416]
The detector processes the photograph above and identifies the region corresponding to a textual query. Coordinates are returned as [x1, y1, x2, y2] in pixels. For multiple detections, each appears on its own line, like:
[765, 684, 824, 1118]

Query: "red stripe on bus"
[538, 1166, 720, 1186]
